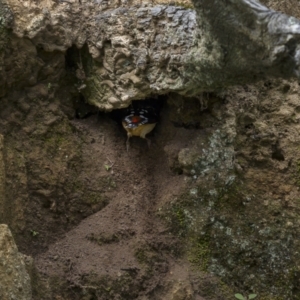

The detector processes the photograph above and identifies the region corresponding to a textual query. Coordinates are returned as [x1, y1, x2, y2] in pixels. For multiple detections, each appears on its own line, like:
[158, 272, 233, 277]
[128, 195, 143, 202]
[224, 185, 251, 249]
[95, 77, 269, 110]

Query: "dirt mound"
[32, 112, 211, 299]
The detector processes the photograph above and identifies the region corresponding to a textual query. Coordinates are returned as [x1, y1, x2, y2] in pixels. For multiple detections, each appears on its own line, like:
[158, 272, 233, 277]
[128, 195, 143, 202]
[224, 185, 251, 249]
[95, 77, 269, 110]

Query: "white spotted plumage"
[122, 107, 159, 151]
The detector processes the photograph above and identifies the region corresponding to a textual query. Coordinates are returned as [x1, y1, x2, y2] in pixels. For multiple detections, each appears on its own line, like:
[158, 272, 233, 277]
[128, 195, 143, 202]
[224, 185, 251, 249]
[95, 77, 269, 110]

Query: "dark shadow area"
[109, 96, 166, 125]
[272, 143, 285, 161]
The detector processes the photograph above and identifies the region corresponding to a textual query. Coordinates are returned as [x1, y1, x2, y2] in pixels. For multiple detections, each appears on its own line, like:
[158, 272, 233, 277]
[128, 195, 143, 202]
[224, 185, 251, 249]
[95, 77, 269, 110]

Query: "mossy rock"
[161, 179, 300, 299]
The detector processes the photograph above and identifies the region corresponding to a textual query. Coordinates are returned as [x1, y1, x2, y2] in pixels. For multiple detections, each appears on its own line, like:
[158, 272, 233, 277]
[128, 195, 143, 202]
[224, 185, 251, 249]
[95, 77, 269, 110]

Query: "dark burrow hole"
[65, 45, 222, 131]
[264, 80, 273, 88]
[65, 44, 90, 72]
[109, 96, 165, 125]
[73, 93, 217, 130]
[73, 95, 166, 122]
[109, 97, 167, 146]
[271, 144, 285, 161]
[74, 94, 99, 119]
[282, 84, 290, 93]
[245, 123, 254, 130]
[73, 95, 167, 147]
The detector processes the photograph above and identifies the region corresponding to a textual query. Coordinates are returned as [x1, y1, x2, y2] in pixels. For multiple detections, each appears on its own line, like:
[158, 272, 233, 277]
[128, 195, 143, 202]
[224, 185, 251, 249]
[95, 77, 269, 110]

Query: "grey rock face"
[82, 5, 197, 110]
[2, 0, 300, 110]
[0, 224, 32, 300]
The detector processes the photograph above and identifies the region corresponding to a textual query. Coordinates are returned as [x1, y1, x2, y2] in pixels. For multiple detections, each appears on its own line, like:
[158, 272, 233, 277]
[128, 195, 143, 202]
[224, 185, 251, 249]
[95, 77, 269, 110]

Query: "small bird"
[122, 106, 159, 151]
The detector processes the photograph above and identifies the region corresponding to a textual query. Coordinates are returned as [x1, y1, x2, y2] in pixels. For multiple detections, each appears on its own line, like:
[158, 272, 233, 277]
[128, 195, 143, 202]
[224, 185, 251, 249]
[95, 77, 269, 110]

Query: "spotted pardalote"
[122, 106, 159, 151]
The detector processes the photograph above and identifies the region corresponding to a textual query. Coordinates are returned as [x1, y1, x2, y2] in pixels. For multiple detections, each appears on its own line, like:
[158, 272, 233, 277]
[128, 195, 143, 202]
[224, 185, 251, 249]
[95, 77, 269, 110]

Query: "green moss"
[134, 247, 162, 279]
[41, 121, 75, 149]
[134, 246, 161, 266]
[161, 178, 300, 299]
[135, 248, 149, 265]
[85, 191, 108, 205]
[86, 232, 119, 245]
[176, 2, 194, 9]
[187, 236, 210, 271]
[0, 22, 11, 52]
[175, 207, 186, 227]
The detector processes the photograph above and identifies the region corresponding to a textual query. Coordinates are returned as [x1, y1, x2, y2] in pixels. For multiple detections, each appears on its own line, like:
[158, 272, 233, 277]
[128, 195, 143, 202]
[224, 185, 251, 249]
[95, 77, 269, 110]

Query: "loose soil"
[31, 107, 208, 299]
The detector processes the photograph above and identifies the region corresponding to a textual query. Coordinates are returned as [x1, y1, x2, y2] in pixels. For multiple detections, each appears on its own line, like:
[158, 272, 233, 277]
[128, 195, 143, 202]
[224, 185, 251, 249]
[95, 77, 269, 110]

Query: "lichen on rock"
[0, 224, 32, 300]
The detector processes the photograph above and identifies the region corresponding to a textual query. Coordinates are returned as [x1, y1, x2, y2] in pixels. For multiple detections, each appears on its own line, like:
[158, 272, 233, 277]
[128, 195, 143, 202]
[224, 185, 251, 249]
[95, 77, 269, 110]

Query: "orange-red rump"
[130, 116, 142, 123]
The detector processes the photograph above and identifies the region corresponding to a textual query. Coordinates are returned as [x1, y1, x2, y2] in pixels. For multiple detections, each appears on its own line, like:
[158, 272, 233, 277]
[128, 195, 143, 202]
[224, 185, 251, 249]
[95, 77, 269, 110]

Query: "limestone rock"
[0, 224, 32, 300]
[2, 0, 298, 110]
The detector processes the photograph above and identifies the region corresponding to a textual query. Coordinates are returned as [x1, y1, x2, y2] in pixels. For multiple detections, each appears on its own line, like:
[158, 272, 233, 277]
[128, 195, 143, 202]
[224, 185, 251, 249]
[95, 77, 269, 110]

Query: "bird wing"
[123, 108, 158, 129]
